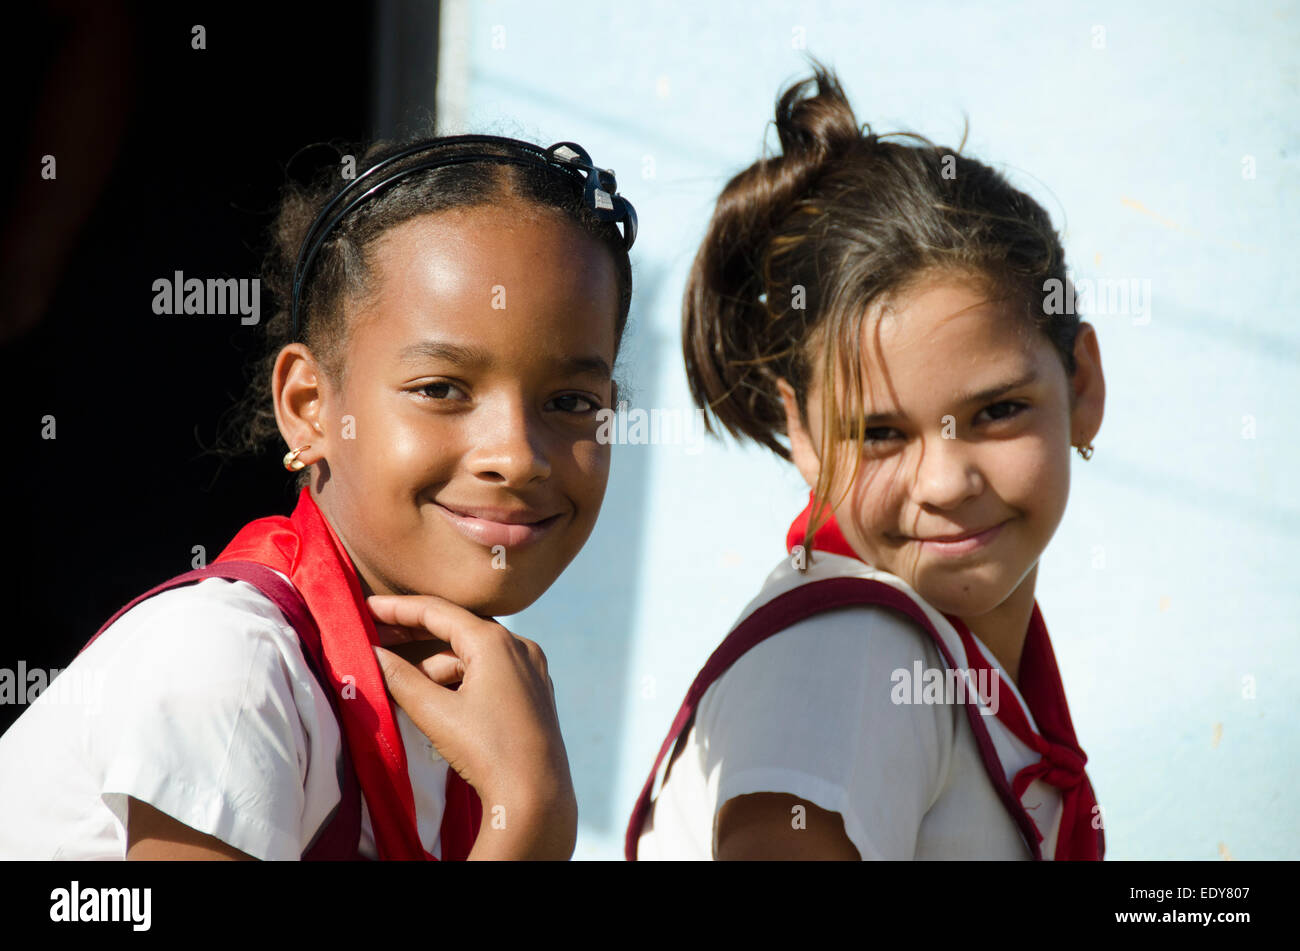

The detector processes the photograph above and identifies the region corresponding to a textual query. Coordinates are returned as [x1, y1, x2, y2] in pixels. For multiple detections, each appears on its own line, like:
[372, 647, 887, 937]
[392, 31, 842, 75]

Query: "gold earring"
[1075, 443, 1094, 460]
[283, 445, 312, 471]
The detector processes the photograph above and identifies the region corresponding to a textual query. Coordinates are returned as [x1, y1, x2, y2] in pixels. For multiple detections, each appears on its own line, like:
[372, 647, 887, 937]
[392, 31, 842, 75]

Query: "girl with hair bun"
[628, 62, 1107, 860]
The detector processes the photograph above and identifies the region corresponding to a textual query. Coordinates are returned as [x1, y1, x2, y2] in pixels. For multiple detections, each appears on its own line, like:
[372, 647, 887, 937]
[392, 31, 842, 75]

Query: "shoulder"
[91, 574, 336, 860]
[699, 596, 951, 761]
[706, 552, 948, 706]
[84, 572, 325, 729]
[0, 573, 337, 861]
[692, 554, 958, 782]
[107, 570, 299, 637]
[690, 556, 957, 859]
[90, 573, 306, 676]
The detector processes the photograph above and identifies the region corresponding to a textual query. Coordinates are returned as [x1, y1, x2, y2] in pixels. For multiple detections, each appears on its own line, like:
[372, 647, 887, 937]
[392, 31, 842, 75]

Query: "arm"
[693, 607, 951, 862]
[464, 794, 578, 861]
[717, 792, 861, 860]
[95, 582, 323, 862]
[125, 797, 255, 861]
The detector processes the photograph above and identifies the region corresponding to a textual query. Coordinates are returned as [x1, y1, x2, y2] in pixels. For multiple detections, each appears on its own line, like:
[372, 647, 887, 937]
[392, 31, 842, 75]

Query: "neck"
[307, 487, 389, 599]
[958, 563, 1038, 689]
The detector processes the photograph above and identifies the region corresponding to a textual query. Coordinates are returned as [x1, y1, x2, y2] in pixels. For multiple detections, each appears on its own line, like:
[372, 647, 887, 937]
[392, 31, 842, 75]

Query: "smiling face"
[274, 199, 620, 617]
[778, 270, 1104, 622]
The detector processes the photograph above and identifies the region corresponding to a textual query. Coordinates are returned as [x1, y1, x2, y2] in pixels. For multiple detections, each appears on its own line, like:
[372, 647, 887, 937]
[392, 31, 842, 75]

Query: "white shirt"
[0, 574, 451, 860]
[636, 551, 1065, 860]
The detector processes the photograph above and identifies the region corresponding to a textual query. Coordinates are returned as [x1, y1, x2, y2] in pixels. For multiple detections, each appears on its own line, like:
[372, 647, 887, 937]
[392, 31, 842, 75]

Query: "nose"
[910, 434, 984, 510]
[464, 398, 552, 486]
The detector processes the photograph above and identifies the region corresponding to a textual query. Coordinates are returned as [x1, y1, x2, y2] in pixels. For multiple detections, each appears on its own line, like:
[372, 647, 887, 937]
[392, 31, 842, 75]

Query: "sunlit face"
[276, 200, 620, 617]
[778, 271, 1104, 621]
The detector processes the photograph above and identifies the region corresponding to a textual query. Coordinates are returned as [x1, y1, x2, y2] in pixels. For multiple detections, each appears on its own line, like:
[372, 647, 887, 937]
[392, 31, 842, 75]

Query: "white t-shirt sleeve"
[696, 604, 955, 860]
[93, 579, 318, 861]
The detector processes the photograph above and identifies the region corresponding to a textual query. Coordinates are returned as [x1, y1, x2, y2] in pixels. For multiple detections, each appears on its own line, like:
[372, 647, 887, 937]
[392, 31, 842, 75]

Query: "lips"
[912, 520, 1008, 556]
[920, 525, 1000, 543]
[434, 501, 564, 549]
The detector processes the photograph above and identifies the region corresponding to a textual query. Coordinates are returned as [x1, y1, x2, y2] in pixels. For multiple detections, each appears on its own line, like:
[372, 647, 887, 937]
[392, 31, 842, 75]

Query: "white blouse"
[636, 551, 1064, 860]
[0, 573, 451, 860]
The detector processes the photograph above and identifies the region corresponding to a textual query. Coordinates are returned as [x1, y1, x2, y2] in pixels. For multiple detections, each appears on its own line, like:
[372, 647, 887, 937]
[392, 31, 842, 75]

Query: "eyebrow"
[860, 368, 1041, 425]
[397, 340, 612, 379]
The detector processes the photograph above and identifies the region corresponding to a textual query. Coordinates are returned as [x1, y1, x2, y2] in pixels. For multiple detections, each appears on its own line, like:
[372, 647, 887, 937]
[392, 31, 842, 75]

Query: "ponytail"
[683, 63, 862, 459]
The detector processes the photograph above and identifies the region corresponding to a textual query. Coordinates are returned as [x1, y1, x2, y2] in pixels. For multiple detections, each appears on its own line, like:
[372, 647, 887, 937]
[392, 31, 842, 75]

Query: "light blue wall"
[446, 0, 1299, 859]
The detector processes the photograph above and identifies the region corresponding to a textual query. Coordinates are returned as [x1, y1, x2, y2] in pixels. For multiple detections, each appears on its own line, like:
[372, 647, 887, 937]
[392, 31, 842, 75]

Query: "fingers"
[373, 621, 437, 647]
[415, 653, 466, 687]
[384, 639, 465, 686]
[369, 597, 567, 814]
[367, 595, 495, 661]
[514, 636, 555, 706]
[372, 645, 454, 731]
[369, 597, 553, 700]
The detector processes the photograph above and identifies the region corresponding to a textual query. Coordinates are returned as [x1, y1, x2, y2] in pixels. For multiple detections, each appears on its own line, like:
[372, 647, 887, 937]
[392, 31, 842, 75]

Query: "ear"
[272, 343, 329, 465]
[775, 377, 821, 490]
[1068, 322, 1105, 448]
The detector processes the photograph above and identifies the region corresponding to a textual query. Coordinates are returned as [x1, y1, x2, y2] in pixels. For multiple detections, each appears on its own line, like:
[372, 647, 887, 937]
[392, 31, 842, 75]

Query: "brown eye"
[837, 422, 899, 448]
[416, 380, 469, 401]
[548, 393, 599, 414]
[981, 401, 1027, 422]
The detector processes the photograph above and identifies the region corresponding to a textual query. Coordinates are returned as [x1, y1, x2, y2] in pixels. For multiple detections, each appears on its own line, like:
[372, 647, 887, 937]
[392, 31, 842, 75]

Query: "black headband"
[289, 134, 638, 339]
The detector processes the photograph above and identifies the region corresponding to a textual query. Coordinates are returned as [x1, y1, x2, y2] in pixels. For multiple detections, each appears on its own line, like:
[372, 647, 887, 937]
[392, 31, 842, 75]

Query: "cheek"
[839, 463, 905, 547]
[346, 398, 457, 476]
[568, 439, 612, 503]
[845, 455, 908, 524]
[984, 435, 1072, 562]
[995, 429, 1069, 514]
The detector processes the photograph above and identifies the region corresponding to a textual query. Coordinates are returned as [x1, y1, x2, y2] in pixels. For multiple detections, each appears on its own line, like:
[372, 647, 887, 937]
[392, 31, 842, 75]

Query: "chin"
[917, 575, 1013, 619]
[442, 571, 549, 618]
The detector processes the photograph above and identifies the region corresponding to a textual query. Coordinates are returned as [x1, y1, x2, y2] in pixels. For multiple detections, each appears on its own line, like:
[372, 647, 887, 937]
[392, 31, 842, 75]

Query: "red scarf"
[215, 486, 481, 860]
[787, 492, 1104, 860]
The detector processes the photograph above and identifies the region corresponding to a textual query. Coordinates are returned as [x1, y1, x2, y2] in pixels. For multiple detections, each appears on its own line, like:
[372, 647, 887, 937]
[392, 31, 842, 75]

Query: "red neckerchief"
[786, 491, 1103, 860]
[215, 486, 481, 861]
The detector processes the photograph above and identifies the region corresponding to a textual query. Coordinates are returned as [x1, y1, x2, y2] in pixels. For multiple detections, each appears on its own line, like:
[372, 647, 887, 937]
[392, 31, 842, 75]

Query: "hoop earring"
[1075, 443, 1094, 461]
[283, 445, 312, 472]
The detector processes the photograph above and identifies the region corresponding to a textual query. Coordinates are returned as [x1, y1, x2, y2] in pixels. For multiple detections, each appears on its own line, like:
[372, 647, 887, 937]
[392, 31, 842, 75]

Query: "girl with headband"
[0, 134, 637, 860]
[629, 63, 1107, 861]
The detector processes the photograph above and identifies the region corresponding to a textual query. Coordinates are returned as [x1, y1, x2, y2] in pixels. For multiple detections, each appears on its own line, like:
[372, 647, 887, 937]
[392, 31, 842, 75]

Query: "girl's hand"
[371, 619, 462, 685]
[366, 594, 578, 860]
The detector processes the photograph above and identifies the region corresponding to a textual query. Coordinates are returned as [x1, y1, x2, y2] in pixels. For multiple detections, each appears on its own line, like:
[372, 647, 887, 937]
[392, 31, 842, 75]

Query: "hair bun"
[773, 63, 862, 165]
